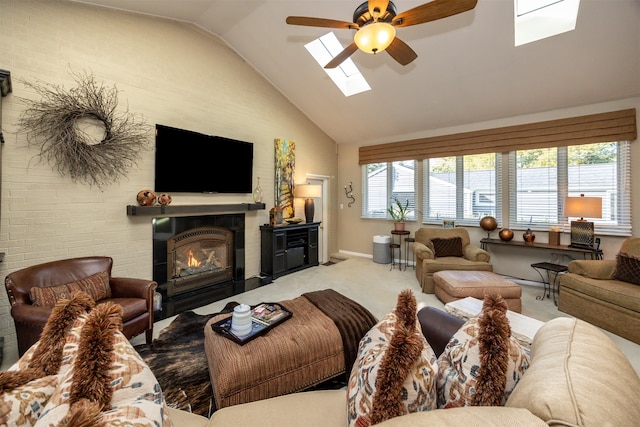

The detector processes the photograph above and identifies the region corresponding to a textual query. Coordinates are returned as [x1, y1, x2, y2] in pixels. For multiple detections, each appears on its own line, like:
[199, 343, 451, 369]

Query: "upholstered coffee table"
[204, 290, 377, 409]
[434, 270, 522, 312]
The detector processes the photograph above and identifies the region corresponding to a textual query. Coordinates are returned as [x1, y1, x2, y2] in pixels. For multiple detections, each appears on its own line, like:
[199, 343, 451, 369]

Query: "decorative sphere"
[157, 193, 172, 207]
[136, 190, 157, 206]
[499, 228, 514, 241]
[479, 216, 498, 232]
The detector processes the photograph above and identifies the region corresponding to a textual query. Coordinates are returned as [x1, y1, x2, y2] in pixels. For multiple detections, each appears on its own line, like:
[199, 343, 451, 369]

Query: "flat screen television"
[154, 124, 253, 194]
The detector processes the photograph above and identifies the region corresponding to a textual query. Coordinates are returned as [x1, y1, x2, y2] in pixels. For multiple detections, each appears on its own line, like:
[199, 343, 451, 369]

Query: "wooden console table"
[480, 238, 603, 260]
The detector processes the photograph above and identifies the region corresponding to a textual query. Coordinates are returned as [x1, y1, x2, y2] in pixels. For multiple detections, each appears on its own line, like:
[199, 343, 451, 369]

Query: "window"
[360, 142, 630, 237]
[304, 32, 371, 97]
[362, 161, 416, 220]
[422, 153, 501, 226]
[514, 0, 580, 46]
[508, 141, 631, 235]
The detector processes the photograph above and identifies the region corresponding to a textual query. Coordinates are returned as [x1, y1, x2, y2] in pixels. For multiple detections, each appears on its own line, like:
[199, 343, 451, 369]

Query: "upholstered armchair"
[5, 256, 157, 356]
[414, 227, 492, 294]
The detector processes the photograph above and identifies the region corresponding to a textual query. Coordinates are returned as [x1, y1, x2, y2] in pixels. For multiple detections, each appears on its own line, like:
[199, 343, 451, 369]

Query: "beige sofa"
[172, 315, 640, 426]
[413, 227, 492, 294]
[559, 237, 640, 345]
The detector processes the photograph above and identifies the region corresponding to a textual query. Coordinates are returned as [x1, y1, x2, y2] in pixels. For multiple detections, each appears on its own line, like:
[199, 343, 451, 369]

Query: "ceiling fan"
[286, 0, 478, 69]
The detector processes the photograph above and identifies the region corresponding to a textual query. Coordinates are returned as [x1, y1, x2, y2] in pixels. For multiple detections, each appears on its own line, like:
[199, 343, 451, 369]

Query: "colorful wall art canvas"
[274, 138, 295, 218]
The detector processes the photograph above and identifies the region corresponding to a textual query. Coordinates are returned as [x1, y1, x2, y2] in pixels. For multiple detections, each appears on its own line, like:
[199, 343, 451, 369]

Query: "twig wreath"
[17, 71, 151, 188]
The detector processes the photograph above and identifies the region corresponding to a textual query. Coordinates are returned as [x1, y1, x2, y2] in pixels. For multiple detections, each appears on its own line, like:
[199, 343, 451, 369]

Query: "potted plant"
[388, 197, 409, 231]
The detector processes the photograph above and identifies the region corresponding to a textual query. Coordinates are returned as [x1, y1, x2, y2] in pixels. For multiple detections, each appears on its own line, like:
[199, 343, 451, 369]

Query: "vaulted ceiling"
[72, 0, 640, 146]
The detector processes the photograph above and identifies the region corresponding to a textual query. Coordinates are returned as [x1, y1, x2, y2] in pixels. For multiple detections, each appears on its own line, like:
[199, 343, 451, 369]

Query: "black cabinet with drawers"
[260, 222, 320, 280]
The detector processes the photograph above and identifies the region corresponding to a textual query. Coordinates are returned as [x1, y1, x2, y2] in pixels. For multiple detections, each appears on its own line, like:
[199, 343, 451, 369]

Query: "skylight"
[514, 0, 580, 46]
[305, 32, 371, 97]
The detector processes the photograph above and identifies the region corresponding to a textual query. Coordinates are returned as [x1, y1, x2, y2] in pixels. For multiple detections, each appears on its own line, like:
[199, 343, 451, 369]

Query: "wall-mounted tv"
[154, 124, 253, 194]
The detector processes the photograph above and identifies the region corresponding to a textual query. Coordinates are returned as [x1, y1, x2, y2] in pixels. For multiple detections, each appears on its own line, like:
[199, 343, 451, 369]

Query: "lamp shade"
[354, 22, 396, 54]
[295, 184, 321, 199]
[564, 195, 602, 219]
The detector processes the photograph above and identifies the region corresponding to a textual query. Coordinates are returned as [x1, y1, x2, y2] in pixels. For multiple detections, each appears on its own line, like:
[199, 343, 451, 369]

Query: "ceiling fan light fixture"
[354, 22, 396, 54]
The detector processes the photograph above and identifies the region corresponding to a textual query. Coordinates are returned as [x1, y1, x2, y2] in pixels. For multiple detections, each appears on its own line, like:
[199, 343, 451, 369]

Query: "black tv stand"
[260, 222, 320, 280]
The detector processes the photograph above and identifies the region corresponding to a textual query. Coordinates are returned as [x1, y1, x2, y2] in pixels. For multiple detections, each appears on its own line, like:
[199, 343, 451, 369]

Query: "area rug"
[134, 303, 237, 417]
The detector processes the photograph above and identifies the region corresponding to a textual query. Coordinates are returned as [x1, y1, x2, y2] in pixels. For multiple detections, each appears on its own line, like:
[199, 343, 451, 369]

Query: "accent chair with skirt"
[414, 227, 492, 294]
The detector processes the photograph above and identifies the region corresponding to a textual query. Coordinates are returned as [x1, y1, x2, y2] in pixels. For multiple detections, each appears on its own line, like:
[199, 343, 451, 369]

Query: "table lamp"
[564, 194, 602, 248]
[295, 184, 321, 223]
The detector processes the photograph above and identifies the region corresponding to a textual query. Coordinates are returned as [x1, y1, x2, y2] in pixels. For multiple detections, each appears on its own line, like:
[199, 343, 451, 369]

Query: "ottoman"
[434, 270, 522, 313]
[204, 295, 346, 409]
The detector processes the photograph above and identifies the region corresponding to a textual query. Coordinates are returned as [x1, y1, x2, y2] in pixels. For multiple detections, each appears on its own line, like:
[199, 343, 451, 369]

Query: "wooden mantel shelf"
[126, 203, 266, 216]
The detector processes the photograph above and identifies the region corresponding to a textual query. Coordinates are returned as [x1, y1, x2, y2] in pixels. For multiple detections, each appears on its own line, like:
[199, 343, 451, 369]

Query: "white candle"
[231, 304, 252, 336]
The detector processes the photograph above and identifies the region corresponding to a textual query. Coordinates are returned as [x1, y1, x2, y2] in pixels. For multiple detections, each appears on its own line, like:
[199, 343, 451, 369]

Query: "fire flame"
[187, 250, 200, 267]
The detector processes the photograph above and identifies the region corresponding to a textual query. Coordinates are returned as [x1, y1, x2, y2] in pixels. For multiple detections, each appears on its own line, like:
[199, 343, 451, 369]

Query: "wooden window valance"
[359, 108, 637, 165]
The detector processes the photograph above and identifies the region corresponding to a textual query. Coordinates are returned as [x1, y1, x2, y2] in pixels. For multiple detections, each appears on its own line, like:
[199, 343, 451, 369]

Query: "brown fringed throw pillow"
[30, 271, 111, 307]
[61, 302, 124, 426]
[436, 294, 530, 408]
[346, 289, 438, 427]
[0, 292, 95, 392]
[0, 292, 95, 426]
[431, 237, 464, 257]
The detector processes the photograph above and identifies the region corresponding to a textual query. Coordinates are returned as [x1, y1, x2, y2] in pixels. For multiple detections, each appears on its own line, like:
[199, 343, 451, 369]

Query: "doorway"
[305, 175, 329, 264]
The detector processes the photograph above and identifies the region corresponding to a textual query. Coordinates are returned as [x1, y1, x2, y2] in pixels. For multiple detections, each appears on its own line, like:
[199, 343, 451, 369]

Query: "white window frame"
[361, 161, 416, 220]
[508, 141, 631, 235]
[421, 154, 502, 227]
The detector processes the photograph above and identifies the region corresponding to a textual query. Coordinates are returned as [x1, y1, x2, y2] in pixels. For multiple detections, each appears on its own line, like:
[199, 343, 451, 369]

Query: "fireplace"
[153, 214, 245, 298]
[166, 226, 233, 296]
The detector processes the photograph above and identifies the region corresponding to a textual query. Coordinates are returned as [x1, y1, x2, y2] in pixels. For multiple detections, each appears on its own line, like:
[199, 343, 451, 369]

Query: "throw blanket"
[303, 289, 378, 371]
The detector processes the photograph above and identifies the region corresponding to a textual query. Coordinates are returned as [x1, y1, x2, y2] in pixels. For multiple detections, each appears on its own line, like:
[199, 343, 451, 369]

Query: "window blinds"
[359, 109, 636, 164]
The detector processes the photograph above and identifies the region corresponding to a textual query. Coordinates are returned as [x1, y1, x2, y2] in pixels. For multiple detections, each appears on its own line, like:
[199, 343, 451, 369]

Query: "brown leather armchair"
[5, 256, 157, 356]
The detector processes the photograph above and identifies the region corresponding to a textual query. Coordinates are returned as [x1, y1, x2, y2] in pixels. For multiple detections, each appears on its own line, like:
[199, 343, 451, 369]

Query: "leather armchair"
[414, 227, 492, 294]
[5, 256, 157, 356]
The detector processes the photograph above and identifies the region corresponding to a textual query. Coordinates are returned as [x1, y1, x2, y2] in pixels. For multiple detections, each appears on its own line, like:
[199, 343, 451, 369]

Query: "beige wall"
[337, 100, 640, 281]
[0, 0, 337, 356]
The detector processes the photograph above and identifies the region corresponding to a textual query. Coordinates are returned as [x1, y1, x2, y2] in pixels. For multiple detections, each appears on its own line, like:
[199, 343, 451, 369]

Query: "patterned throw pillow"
[38, 304, 171, 426]
[431, 237, 464, 257]
[346, 290, 438, 427]
[436, 294, 530, 408]
[30, 271, 111, 307]
[613, 252, 640, 286]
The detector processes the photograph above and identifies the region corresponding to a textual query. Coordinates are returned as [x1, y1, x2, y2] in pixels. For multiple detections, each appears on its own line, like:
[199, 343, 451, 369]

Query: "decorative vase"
[157, 193, 172, 207]
[136, 190, 156, 206]
[523, 228, 536, 245]
[253, 177, 263, 203]
[269, 206, 283, 226]
[499, 228, 514, 241]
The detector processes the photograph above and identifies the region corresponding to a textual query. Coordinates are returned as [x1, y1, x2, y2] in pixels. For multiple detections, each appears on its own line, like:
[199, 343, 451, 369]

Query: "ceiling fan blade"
[368, 0, 390, 18]
[385, 37, 418, 66]
[392, 0, 478, 28]
[286, 16, 357, 30]
[324, 42, 359, 69]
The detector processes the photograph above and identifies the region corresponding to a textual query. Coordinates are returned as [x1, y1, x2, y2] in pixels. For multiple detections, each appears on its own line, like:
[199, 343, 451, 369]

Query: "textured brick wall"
[0, 0, 337, 361]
